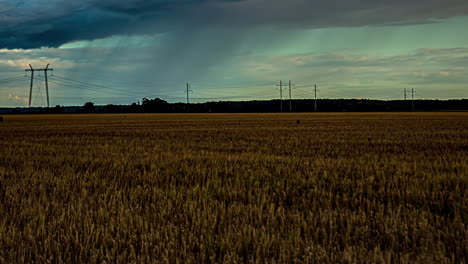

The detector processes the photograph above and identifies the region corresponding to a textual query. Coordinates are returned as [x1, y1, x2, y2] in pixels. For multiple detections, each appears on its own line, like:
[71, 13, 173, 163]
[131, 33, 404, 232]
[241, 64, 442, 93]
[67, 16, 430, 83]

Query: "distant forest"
[1, 98, 468, 114]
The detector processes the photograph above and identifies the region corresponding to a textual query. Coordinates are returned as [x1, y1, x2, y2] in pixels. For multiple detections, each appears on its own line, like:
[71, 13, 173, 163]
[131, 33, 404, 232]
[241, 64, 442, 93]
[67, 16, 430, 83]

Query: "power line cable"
[0, 77, 29, 85]
[47, 76, 275, 101]
[36, 77, 183, 99]
[0, 76, 25, 82]
[36, 77, 134, 96]
[53, 75, 155, 95]
[53, 75, 192, 97]
[72, 75, 184, 87]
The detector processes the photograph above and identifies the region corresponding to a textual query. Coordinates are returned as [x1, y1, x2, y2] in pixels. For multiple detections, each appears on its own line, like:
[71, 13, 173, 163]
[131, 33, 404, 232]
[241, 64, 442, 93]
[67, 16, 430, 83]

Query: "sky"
[1, 0, 468, 107]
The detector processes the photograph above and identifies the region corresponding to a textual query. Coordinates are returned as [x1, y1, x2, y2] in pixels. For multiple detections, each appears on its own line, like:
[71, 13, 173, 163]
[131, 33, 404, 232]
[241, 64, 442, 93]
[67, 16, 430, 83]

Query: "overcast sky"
[1, 0, 468, 106]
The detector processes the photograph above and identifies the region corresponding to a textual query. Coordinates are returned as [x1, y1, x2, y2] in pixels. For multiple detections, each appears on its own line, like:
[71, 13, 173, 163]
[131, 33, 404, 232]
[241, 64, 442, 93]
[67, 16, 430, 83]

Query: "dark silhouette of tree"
[141, 98, 169, 112]
[105, 104, 121, 113]
[49, 105, 65, 114]
[129, 103, 141, 113]
[82, 102, 96, 113]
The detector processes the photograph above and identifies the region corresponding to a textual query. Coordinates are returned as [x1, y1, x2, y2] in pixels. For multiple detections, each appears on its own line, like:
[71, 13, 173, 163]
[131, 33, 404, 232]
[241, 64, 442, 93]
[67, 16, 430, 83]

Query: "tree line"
[79, 98, 468, 113]
[2, 98, 467, 114]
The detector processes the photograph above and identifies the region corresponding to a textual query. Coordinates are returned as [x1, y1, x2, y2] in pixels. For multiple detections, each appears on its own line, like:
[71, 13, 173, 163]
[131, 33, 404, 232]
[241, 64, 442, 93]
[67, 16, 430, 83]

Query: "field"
[0, 113, 467, 263]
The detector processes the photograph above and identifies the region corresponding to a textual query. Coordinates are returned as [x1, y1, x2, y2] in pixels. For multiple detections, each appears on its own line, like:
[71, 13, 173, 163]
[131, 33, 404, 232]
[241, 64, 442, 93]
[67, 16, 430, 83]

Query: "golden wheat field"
[0, 113, 467, 263]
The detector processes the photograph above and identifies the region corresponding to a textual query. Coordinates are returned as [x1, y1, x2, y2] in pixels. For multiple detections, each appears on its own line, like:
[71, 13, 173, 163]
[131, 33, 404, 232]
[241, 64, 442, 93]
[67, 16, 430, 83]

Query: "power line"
[36, 77, 134, 96]
[36, 77, 189, 101]
[53, 75, 201, 99]
[0, 76, 26, 83]
[56, 75, 273, 91]
[81, 72, 274, 89]
[293, 88, 311, 96]
[72, 75, 182, 87]
[51, 77, 180, 98]
[53, 75, 153, 96]
[185, 90, 273, 101]
[0, 80, 29, 87]
[30, 75, 334, 106]
[292, 91, 310, 98]
[0, 77, 29, 86]
[36, 76, 276, 103]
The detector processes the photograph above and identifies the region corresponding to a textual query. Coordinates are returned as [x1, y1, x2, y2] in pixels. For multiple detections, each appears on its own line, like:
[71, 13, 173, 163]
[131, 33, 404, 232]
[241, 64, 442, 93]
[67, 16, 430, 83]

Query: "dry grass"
[0, 113, 467, 263]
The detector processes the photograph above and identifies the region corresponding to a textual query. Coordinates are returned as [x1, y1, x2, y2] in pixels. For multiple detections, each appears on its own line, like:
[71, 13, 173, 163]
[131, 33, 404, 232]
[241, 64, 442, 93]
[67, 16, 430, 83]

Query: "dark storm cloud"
[1, 0, 468, 49]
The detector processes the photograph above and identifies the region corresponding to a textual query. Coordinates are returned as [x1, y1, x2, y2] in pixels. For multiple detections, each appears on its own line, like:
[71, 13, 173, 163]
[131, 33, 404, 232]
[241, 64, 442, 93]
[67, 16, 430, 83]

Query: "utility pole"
[276, 80, 283, 112]
[44, 64, 50, 108]
[27, 65, 34, 108]
[25, 64, 53, 108]
[403, 88, 407, 101]
[314, 84, 318, 112]
[411, 88, 415, 112]
[186, 83, 192, 104]
[289, 80, 292, 112]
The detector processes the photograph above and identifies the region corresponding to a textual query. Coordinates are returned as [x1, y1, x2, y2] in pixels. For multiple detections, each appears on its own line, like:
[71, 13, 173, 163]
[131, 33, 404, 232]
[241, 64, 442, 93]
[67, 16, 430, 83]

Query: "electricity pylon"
[25, 64, 53, 108]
